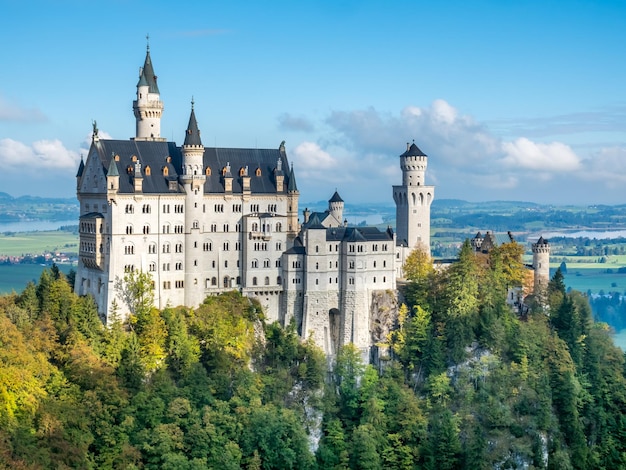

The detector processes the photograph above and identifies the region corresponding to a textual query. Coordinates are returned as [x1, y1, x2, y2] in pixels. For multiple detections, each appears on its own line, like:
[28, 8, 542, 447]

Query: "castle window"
[252, 223, 259, 232]
[163, 243, 170, 253]
[315, 262, 319, 270]
[143, 225, 150, 234]
[224, 277, 230, 288]
[265, 276, 270, 285]
[175, 281, 184, 289]
[193, 221, 199, 229]
[203, 242, 212, 251]
[162, 166, 169, 176]
[211, 224, 217, 232]
[223, 224, 229, 232]
[163, 263, 170, 271]
[175, 243, 183, 253]
[277, 276, 282, 285]
[383, 276, 386, 282]
[124, 265, 135, 273]
[163, 281, 171, 289]
[252, 260, 258, 268]
[264, 259, 270, 268]
[142, 204, 151, 213]
[125, 204, 134, 214]
[132, 155, 137, 162]
[126, 225, 133, 234]
[211, 277, 217, 286]
[373, 277, 377, 283]
[163, 224, 170, 233]
[383, 260, 386, 267]
[212, 260, 216, 268]
[175, 205, 184, 213]
[329, 261, 332, 268]
[148, 243, 157, 254]
[163, 204, 170, 213]
[145, 166, 151, 176]
[276, 259, 281, 267]
[114, 154, 120, 161]
[315, 279, 319, 285]
[349, 261, 355, 269]
[349, 277, 354, 285]
[239, 167, 246, 177]
[253, 277, 258, 286]
[276, 222, 282, 232]
[124, 245, 134, 255]
[256, 167, 262, 177]
[149, 262, 156, 272]
[329, 278, 332, 283]
[205, 166, 211, 176]
[223, 242, 229, 251]
[224, 260, 228, 268]
[175, 262, 183, 270]
[373, 261, 377, 268]
[315, 245, 319, 253]
[349, 244, 355, 253]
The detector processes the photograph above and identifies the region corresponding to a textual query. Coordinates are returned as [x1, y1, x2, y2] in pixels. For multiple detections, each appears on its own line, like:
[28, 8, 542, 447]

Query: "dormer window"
[163, 166, 169, 176]
[255, 167, 262, 177]
[205, 167, 211, 176]
[114, 154, 120, 161]
[145, 166, 151, 176]
[132, 155, 138, 162]
[239, 167, 246, 177]
[166, 156, 172, 163]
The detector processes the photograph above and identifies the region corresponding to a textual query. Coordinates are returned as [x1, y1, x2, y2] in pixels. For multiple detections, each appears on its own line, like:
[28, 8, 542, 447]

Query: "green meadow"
[0, 230, 78, 257]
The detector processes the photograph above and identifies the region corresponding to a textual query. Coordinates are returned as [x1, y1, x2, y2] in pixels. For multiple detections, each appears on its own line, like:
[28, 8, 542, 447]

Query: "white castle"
[75, 46, 434, 356]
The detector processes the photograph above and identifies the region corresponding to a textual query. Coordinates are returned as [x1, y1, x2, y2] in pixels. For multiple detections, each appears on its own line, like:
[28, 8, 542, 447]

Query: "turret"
[180, 100, 205, 191]
[107, 156, 119, 195]
[328, 191, 344, 226]
[133, 42, 164, 141]
[287, 163, 299, 236]
[393, 141, 435, 254]
[532, 236, 551, 294]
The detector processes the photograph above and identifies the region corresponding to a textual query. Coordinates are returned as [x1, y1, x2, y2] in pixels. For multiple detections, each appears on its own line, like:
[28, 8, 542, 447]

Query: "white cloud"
[292, 141, 337, 170]
[501, 138, 582, 172]
[0, 138, 80, 171]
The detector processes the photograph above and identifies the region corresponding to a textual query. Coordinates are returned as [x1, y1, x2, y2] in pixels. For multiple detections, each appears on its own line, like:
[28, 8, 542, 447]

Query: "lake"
[0, 219, 77, 233]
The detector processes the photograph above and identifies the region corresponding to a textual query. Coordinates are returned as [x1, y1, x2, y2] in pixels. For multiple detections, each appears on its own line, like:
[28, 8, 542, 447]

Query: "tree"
[403, 247, 433, 282]
[114, 270, 154, 320]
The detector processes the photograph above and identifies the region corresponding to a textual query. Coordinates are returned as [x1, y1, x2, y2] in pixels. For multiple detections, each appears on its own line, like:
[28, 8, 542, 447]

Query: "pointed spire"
[329, 190, 343, 203]
[107, 156, 119, 177]
[76, 155, 85, 177]
[137, 39, 160, 94]
[287, 163, 298, 192]
[184, 99, 203, 147]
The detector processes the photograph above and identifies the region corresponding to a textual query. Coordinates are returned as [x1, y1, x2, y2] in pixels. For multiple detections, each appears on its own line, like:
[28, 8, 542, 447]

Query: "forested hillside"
[1, 244, 626, 469]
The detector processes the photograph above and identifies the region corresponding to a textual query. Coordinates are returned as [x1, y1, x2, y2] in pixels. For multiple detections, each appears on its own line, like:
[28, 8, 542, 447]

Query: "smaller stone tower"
[328, 191, 344, 227]
[532, 236, 550, 294]
[133, 41, 164, 141]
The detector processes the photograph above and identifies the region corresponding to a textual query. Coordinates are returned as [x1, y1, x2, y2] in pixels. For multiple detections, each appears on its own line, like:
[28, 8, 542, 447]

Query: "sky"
[1, 0, 625, 206]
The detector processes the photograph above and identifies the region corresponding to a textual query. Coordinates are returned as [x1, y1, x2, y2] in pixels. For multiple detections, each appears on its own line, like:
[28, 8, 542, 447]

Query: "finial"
[92, 120, 98, 139]
[146, 33, 150, 51]
[191, 96, 194, 110]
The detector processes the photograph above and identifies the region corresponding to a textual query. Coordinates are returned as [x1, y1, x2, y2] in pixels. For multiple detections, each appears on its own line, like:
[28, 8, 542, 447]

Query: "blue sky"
[1, 0, 625, 205]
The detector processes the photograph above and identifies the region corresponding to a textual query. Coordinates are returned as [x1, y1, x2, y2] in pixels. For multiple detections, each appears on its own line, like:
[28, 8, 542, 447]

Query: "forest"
[1, 242, 626, 469]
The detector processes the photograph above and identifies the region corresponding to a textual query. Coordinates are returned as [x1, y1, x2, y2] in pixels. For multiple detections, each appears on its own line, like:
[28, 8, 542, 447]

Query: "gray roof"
[107, 156, 119, 177]
[183, 106, 202, 147]
[91, 139, 294, 195]
[326, 226, 393, 243]
[76, 158, 85, 177]
[287, 163, 298, 192]
[329, 191, 343, 203]
[137, 49, 160, 94]
[400, 142, 427, 158]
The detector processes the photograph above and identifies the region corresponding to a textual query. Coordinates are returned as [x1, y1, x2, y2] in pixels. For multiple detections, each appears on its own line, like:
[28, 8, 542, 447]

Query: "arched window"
[255, 167, 262, 177]
[211, 277, 217, 286]
[253, 277, 258, 286]
[277, 276, 282, 285]
[265, 276, 270, 286]
[224, 277, 230, 288]
[162, 166, 169, 176]
[239, 167, 246, 176]
[205, 166, 211, 176]
[145, 165, 151, 176]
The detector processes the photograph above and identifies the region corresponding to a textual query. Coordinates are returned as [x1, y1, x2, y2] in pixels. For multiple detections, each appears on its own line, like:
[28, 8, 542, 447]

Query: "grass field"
[0, 231, 78, 257]
[0, 264, 74, 294]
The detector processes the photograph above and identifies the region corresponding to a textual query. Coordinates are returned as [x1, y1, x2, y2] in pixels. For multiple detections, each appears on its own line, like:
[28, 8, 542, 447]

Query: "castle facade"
[75, 46, 433, 355]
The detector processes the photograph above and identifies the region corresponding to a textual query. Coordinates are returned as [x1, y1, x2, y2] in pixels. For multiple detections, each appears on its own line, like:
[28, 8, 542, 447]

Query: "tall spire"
[184, 98, 202, 147]
[288, 163, 298, 192]
[138, 45, 160, 94]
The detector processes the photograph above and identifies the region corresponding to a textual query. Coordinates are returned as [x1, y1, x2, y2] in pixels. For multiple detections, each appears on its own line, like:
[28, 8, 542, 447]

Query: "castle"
[74, 45, 434, 356]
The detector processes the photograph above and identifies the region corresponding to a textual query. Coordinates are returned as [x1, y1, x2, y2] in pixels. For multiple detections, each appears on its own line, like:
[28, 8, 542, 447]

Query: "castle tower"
[180, 101, 206, 306]
[393, 141, 435, 254]
[287, 163, 299, 239]
[328, 191, 344, 226]
[532, 236, 550, 294]
[133, 42, 164, 141]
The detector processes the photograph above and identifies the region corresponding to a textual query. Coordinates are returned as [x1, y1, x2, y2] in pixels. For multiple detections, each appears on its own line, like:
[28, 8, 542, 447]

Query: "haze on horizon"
[1, 1, 625, 206]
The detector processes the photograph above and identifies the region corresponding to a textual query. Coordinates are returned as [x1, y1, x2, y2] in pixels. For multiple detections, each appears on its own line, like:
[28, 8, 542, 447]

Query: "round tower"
[532, 236, 550, 293]
[181, 101, 206, 307]
[328, 191, 344, 226]
[133, 42, 164, 141]
[392, 141, 435, 254]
